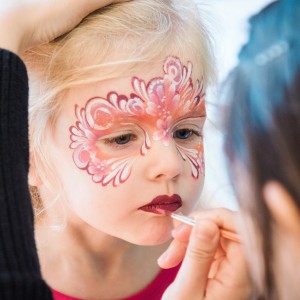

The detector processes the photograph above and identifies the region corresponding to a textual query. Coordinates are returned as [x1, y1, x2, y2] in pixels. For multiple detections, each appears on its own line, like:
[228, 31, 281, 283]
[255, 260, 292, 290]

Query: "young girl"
[12, 0, 216, 299]
[0, 0, 250, 299]
[0, 0, 253, 300]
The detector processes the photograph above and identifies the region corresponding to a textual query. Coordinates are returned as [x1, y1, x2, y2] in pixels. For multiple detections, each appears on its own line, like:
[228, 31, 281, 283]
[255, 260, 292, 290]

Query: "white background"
[194, 0, 274, 210]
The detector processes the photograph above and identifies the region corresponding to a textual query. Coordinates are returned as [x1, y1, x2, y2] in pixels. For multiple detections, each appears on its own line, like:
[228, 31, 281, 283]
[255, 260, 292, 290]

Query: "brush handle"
[171, 213, 196, 226]
[171, 213, 240, 243]
[219, 229, 240, 243]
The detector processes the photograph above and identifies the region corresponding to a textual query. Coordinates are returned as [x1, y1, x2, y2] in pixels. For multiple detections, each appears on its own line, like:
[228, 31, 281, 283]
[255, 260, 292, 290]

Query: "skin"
[159, 208, 251, 299]
[246, 182, 300, 300]
[159, 181, 300, 300]
[69, 56, 206, 186]
[0, 1, 252, 299]
[33, 56, 206, 298]
[229, 164, 300, 299]
[0, 0, 128, 54]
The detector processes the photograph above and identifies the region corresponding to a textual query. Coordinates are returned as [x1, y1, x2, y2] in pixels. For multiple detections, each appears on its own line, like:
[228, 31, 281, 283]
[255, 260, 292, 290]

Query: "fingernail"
[157, 250, 169, 264]
[171, 223, 186, 237]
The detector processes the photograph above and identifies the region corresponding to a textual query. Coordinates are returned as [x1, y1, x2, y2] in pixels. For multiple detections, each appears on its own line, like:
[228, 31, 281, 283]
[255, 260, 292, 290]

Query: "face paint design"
[69, 56, 206, 187]
[69, 94, 151, 186]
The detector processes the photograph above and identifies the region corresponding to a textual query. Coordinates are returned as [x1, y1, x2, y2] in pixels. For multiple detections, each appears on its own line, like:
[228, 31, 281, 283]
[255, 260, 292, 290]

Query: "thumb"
[162, 219, 220, 300]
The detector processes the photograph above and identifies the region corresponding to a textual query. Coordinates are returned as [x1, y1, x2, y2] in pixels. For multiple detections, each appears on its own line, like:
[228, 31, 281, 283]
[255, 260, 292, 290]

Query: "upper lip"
[139, 194, 182, 211]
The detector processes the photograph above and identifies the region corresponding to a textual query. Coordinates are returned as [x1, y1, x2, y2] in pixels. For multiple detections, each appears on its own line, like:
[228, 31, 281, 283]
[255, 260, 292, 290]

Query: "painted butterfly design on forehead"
[69, 56, 206, 187]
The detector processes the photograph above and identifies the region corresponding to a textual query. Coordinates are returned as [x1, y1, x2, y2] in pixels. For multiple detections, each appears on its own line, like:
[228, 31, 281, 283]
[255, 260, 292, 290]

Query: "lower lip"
[139, 202, 182, 214]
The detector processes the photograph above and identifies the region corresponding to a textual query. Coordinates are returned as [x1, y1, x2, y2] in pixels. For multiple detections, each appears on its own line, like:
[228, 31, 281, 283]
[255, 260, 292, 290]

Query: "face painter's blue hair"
[223, 0, 300, 298]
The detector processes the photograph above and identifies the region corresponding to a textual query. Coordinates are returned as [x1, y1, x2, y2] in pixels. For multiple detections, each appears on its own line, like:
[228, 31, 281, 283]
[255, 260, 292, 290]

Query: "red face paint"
[69, 56, 206, 186]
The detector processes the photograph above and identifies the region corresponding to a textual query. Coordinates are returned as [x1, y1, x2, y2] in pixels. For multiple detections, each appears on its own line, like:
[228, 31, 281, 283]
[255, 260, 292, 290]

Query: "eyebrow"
[175, 111, 207, 120]
[105, 110, 207, 124]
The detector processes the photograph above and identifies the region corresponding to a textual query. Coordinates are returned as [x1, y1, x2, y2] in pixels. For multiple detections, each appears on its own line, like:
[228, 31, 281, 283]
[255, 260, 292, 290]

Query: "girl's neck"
[35, 214, 169, 299]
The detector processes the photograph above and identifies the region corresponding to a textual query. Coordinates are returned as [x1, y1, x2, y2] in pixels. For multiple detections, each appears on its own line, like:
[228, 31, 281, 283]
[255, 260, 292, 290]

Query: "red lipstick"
[139, 194, 182, 214]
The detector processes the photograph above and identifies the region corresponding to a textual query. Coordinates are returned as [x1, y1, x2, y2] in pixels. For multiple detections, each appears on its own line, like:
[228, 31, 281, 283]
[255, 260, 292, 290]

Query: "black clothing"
[0, 49, 53, 299]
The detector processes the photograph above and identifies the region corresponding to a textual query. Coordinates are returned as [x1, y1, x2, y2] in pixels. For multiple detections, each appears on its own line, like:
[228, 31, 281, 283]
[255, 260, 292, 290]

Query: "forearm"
[0, 1, 129, 55]
[0, 49, 53, 299]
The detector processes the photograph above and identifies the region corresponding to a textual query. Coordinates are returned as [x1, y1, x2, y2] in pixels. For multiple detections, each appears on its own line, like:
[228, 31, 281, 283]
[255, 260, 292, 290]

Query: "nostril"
[146, 141, 184, 181]
[154, 172, 180, 181]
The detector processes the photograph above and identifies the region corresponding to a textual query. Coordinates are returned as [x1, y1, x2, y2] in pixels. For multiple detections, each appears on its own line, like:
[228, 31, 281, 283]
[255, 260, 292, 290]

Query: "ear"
[263, 181, 300, 235]
[28, 155, 42, 187]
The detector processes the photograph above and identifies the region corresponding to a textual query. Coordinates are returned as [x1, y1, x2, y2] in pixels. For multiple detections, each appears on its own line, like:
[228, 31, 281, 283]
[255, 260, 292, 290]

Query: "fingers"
[76, 0, 130, 17]
[158, 223, 192, 268]
[192, 208, 237, 232]
[0, 0, 131, 53]
[159, 208, 238, 269]
[161, 219, 220, 300]
[160, 209, 251, 300]
[113, 0, 130, 3]
[48, 0, 131, 41]
[158, 239, 187, 269]
[172, 223, 192, 242]
[263, 181, 300, 234]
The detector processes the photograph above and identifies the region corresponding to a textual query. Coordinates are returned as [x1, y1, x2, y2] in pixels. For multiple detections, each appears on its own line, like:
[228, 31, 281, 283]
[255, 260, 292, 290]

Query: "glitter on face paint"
[69, 56, 206, 186]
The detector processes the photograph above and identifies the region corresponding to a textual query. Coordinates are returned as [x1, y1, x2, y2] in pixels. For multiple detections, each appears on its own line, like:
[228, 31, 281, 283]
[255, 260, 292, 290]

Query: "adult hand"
[0, 0, 128, 54]
[159, 209, 251, 300]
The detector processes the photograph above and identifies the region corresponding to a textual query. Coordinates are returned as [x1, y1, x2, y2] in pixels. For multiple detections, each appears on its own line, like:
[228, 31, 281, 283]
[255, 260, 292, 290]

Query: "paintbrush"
[165, 211, 240, 243]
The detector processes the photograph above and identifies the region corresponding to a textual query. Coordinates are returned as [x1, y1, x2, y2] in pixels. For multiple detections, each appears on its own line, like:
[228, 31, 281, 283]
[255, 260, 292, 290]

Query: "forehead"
[63, 56, 205, 124]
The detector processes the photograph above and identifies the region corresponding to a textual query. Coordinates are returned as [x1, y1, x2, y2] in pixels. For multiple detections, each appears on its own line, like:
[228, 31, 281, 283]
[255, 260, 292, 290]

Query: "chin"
[126, 226, 173, 246]
[136, 235, 172, 246]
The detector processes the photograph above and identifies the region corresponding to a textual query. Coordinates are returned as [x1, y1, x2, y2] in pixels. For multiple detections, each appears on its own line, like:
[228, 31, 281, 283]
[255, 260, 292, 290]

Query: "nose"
[144, 140, 183, 181]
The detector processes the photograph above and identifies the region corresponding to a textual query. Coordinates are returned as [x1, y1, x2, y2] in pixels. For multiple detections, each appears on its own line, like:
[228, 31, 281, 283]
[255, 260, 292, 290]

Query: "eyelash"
[103, 133, 137, 146]
[103, 128, 201, 146]
[173, 128, 202, 139]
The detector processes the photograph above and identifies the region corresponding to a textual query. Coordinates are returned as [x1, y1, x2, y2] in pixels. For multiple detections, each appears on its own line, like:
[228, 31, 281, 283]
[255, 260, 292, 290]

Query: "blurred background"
[195, 0, 274, 210]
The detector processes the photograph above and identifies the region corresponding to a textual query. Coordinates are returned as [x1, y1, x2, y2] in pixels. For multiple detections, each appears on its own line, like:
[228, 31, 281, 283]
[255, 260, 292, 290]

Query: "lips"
[139, 194, 182, 214]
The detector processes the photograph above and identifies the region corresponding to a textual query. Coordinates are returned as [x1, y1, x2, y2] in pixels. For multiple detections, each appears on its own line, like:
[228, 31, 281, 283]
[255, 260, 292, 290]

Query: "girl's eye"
[105, 134, 135, 145]
[114, 134, 132, 145]
[174, 129, 199, 139]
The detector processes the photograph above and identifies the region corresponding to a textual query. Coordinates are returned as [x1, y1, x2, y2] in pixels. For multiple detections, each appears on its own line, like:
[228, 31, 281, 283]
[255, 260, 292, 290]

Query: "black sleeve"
[0, 49, 53, 299]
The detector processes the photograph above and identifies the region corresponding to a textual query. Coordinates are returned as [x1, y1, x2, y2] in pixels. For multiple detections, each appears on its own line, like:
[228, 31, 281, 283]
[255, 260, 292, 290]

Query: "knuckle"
[188, 244, 214, 261]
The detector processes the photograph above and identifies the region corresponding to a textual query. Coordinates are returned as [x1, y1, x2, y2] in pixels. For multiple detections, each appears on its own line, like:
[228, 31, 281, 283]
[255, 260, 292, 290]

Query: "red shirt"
[52, 264, 180, 300]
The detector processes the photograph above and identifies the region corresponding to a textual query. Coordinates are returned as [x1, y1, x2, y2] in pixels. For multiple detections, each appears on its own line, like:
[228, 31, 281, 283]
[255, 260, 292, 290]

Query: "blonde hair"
[23, 0, 215, 215]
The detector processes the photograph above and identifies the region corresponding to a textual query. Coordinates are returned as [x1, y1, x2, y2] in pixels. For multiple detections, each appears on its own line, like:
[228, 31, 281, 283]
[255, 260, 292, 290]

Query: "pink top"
[52, 264, 180, 300]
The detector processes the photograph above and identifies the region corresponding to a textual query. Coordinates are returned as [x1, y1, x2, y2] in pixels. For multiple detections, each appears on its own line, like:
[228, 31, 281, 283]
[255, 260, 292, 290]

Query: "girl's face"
[49, 56, 206, 245]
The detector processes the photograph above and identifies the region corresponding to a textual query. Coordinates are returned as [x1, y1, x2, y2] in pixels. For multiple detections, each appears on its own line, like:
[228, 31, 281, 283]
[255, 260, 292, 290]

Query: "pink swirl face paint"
[69, 56, 206, 187]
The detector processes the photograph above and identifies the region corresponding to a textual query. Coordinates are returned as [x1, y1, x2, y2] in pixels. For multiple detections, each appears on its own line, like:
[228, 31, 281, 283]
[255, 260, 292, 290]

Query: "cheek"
[180, 172, 205, 214]
[69, 118, 150, 188]
[60, 172, 128, 229]
[69, 131, 205, 188]
[178, 142, 205, 178]
[194, 173, 205, 199]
